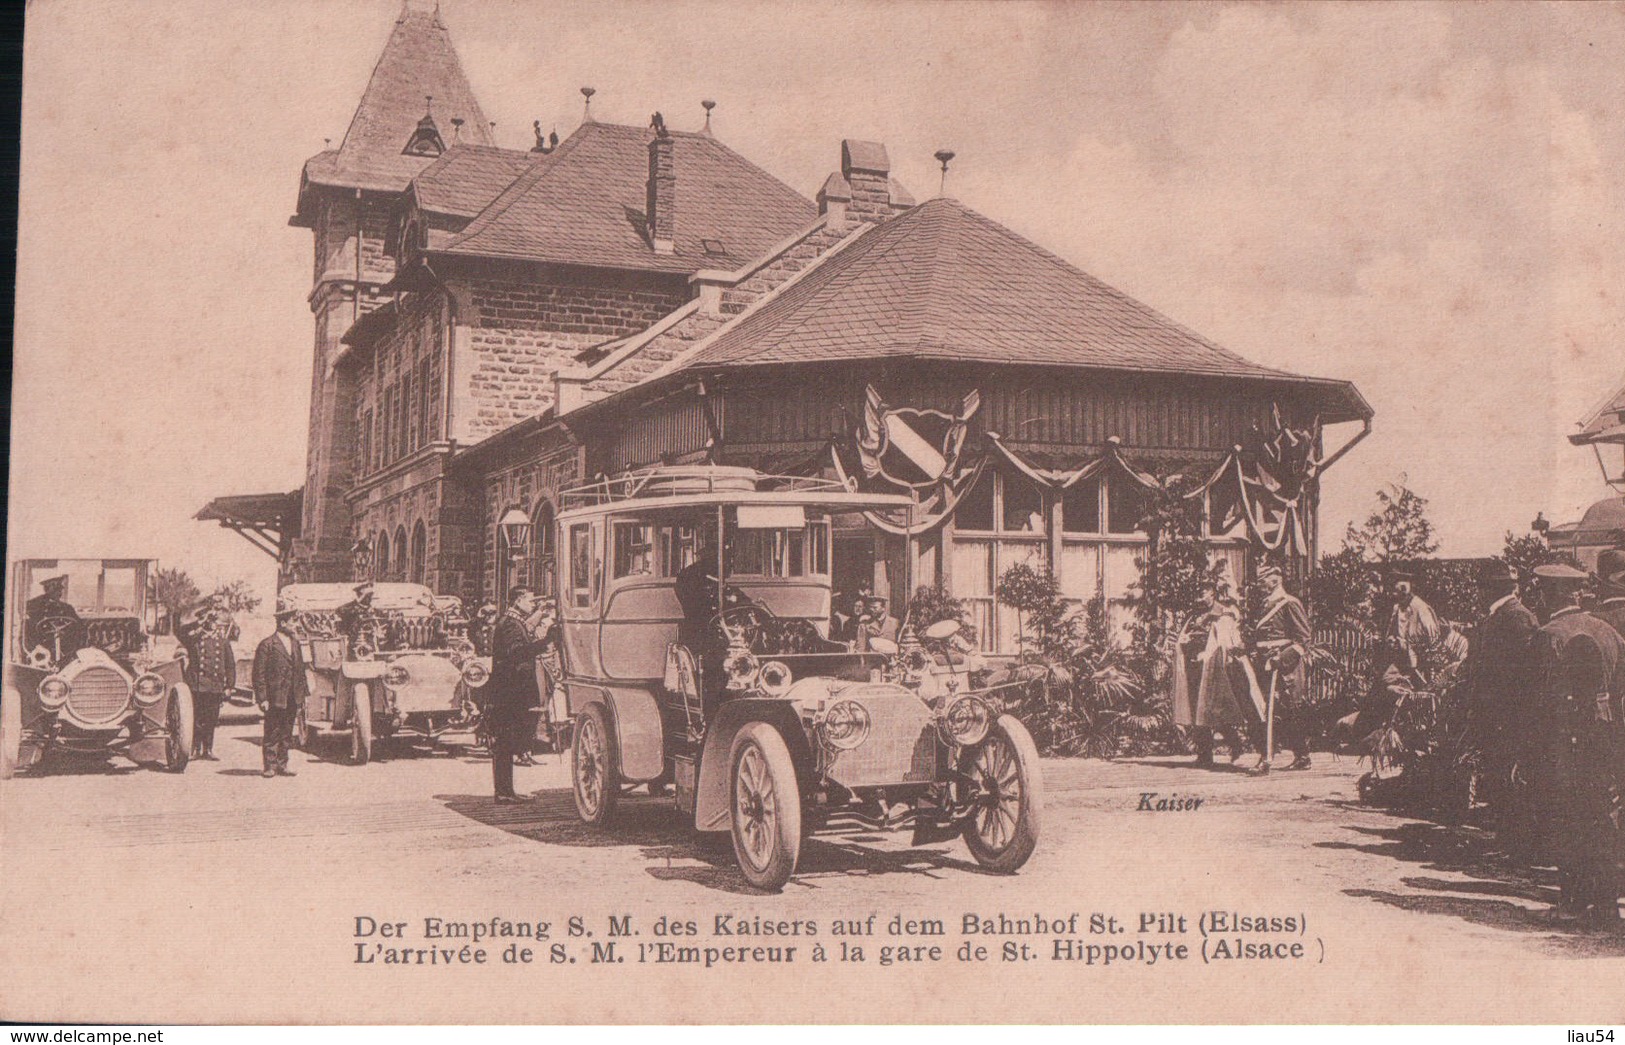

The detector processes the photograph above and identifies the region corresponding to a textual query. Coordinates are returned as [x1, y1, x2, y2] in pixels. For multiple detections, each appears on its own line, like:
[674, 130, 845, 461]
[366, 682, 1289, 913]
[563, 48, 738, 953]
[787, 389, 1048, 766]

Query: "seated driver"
[26, 574, 87, 664]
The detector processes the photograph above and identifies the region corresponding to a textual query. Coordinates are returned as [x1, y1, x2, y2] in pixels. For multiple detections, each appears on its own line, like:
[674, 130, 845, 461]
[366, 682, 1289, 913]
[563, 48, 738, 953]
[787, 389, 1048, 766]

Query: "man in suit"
[1250, 563, 1313, 774]
[1464, 561, 1540, 835]
[488, 586, 551, 803]
[252, 602, 310, 779]
[1529, 563, 1624, 926]
[177, 596, 239, 760]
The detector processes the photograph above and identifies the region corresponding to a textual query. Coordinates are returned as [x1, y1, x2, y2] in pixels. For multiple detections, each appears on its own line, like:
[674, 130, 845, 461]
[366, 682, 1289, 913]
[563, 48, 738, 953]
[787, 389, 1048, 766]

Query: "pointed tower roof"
[293, 6, 493, 222]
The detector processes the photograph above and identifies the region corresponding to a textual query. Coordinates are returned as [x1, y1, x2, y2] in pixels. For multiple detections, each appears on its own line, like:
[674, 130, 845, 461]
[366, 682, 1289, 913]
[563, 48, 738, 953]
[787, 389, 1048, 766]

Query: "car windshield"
[28, 560, 143, 616]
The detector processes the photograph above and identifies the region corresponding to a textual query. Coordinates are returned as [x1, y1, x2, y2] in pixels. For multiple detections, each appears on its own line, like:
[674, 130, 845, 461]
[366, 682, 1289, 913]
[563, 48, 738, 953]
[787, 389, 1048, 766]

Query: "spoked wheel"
[350, 683, 373, 766]
[572, 704, 619, 825]
[960, 715, 1041, 873]
[729, 722, 802, 892]
[164, 685, 195, 773]
[1, 687, 22, 779]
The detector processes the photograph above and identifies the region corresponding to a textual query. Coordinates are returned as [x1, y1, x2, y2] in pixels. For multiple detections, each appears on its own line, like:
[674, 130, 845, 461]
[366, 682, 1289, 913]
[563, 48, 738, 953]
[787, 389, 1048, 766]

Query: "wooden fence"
[1311, 624, 1373, 705]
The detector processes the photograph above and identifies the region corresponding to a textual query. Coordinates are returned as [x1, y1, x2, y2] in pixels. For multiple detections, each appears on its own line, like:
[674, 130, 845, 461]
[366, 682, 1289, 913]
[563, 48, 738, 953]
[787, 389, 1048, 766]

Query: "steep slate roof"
[438, 121, 816, 274]
[296, 9, 493, 207]
[668, 197, 1370, 419]
[411, 145, 537, 218]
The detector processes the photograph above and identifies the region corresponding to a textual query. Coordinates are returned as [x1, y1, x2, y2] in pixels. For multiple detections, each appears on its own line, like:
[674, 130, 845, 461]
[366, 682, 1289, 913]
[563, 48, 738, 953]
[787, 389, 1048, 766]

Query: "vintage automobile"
[556, 467, 1042, 891]
[1, 558, 194, 778]
[277, 582, 490, 764]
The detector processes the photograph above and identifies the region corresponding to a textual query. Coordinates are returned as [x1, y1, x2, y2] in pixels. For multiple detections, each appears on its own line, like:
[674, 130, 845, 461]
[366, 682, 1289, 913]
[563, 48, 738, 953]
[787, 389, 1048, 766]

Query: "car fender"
[694, 699, 816, 832]
[565, 682, 663, 783]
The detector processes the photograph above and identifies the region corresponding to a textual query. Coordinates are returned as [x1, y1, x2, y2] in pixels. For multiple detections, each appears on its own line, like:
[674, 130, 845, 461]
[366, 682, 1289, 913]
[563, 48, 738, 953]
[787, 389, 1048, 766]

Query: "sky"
[10, 0, 1625, 607]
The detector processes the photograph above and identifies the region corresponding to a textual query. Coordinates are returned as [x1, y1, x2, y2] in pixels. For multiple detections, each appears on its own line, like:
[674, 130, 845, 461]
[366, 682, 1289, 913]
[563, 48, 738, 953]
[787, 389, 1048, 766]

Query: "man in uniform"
[1251, 563, 1313, 774]
[488, 587, 551, 803]
[1529, 563, 1624, 926]
[252, 602, 309, 779]
[177, 596, 239, 760]
[1464, 561, 1540, 836]
[25, 574, 86, 664]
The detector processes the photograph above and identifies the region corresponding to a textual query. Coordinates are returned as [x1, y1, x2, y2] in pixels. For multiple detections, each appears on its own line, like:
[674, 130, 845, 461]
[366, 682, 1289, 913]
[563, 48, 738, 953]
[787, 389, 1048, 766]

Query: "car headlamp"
[353, 641, 375, 661]
[448, 637, 477, 665]
[902, 647, 932, 675]
[39, 675, 71, 707]
[384, 664, 411, 689]
[723, 650, 759, 689]
[460, 660, 489, 688]
[820, 699, 871, 750]
[756, 660, 793, 697]
[133, 673, 166, 706]
[940, 695, 993, 746]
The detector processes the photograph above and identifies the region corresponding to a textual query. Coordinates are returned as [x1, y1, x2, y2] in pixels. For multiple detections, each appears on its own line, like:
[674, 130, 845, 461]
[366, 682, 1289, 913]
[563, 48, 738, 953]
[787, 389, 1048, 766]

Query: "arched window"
[410, 521, 428, 586]
[373, 531, 390, 582]
[393, 526, 409, 582]
[531, 499, 556, 596]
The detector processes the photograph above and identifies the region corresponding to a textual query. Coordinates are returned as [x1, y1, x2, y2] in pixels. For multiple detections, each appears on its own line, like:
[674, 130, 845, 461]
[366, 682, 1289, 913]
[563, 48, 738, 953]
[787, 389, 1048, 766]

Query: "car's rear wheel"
[164, 684, 195, 773]
[572, 704, 619, 825]
[1, 686, 22, 779]
[729, 722, 802, 892]
[960, 715, 1041, 873]
[350, 683, 373, 766]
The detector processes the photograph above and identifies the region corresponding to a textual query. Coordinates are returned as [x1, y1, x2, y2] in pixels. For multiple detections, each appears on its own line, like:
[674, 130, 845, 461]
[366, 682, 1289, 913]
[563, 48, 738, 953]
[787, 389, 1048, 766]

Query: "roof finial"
[425, 95, 434, 118]
[451, 117, 463, 144]
[934, 149, 956, 197]
[532, 120, 558, 154]
[650, 111, 668, 138]
[581, 86, 596, 122]
[701, 99, 716, 135]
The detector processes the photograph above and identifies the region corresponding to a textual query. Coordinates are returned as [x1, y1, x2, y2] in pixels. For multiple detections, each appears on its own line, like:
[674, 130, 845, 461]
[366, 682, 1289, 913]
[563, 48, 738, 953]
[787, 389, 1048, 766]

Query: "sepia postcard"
[4, 0, 1624, 1026]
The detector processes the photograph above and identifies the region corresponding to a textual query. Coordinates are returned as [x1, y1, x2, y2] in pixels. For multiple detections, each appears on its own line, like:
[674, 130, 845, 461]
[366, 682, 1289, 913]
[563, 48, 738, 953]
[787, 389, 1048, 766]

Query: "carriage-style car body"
[556, 467, 1042, 891]
[276, 582, 490, 764]
[1, 558, 195, 778]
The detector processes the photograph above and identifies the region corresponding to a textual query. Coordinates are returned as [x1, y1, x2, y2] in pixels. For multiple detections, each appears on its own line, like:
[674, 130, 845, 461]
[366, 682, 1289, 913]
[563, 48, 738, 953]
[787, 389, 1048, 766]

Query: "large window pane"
[1062, 477, 1102, 534]
[1103, 543, 1145, 643]
[955, 470, 994, 531]
[1059, 542, 1100, 603]
[1107, 474, 1149, 534]
[1001, 472, 1045, 533]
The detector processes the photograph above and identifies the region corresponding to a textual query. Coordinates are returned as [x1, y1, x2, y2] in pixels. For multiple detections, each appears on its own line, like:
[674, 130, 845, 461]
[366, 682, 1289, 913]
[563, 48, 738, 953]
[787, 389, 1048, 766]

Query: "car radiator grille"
[67, 666, 131, 723]
[825, 694, 937, 789]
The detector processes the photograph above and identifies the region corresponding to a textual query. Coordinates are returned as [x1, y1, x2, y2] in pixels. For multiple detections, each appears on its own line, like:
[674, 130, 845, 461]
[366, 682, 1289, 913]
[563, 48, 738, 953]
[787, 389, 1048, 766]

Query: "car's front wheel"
[729, 722, 802, 892]
[960, 715, 1041, 873]
[164, 684, 195, 773]
[350, 683, 373, 766]
[572, 703, 619, 825]
[1, 686, 22, 779]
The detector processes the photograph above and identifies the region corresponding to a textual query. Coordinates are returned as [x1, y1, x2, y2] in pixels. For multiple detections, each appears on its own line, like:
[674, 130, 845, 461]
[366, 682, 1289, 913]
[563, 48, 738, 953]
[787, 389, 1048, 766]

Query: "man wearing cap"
[25, 574, 86, 664]
[1529, 563, 1625, 925]
[1463, 562, 1540, 836]
[487, 587, 552, 803]
[336, 583, 377, 647]
[177, 597, 240, 760]
[252, 602, 310, 778]
[1250, 564, 1314, 773]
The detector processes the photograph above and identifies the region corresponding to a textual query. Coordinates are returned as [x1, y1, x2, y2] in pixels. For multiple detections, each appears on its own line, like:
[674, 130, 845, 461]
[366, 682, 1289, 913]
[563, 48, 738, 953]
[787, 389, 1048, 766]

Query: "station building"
[200, 5, 1371, 653]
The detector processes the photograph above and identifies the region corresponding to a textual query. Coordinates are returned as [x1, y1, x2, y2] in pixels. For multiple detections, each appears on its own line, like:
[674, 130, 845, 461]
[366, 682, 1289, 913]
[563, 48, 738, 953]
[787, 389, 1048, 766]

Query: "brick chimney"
[841, 140, 891, 224]
[647, 116, 676, 254]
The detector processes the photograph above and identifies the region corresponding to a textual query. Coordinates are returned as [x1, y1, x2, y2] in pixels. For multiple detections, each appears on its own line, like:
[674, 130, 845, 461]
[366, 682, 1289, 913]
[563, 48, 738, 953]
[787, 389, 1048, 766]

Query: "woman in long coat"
[1173, 564, 1262, 765]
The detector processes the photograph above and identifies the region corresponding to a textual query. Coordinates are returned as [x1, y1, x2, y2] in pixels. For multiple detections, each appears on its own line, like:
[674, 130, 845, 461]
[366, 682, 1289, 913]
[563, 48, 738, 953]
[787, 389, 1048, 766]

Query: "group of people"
[1461, 555, 1624, 928]
[1171, 562, 1313, 774]
[1173, 553, 1625, 927]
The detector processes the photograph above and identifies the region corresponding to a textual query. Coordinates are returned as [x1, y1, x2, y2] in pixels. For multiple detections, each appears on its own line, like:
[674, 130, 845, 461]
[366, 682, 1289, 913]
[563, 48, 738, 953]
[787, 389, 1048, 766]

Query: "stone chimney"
[841, 140, 891, 224]
[646, 115, 676, 254]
